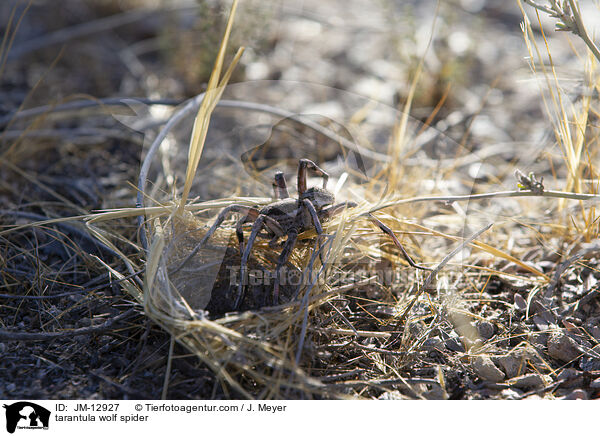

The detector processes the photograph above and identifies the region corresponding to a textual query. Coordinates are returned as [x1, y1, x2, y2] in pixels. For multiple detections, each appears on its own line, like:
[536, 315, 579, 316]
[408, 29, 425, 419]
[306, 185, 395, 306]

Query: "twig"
[369, 189, 600, 214]
[0, 97, 181, 127]
[0, 308, 137, 342]
[523, 0, 600, 62]
[330, 377, 439, 389]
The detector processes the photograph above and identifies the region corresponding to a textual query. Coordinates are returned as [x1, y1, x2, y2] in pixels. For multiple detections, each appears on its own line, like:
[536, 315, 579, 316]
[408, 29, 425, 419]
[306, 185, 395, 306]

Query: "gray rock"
[495, 349, 529, 379]
[422, 337, 445, 352]
[473, 356, 505, 382]
[445, 337, 465, 353]
[557, 368, 584, 388]
[508, 373, 552, 389]
[590, 377, 600, 389]
[547, 332, 583, 363]
[476, 321, 495, 340]
[514, 293, 527, 311]
[580, 355, 600, 371]
[558, 389, 588, 400]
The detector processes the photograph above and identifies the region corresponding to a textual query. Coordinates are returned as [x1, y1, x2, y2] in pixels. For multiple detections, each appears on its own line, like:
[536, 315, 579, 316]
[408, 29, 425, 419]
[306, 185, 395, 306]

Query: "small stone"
[422, 337, 445, 352]
[558, 389, 588, 400]
[590, 377, 600, 389]
[508, 373, 552, 389]
[557, 368, 580, 381]
[557, 368, 583, 389]
[445, 337, 465, 353]
[476, 321, 495, 340]
[547, 332, 583, 363]
[514, 293, 527, 311]
[473, 356, 505, 382]
[580, 355, 600, 371]
[496, 349, 529, 379]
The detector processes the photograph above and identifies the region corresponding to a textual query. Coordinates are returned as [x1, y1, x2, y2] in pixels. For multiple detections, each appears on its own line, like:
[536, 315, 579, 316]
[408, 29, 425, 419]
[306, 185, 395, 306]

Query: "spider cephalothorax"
[173, 159, 429, 309]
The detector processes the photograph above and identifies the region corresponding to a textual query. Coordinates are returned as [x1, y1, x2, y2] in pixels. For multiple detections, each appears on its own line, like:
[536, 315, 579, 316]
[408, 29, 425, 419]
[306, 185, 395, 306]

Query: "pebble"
[557, 368, 584, 389]
[476, 321, 495, 340]
[496, 349, 528, 379]
[507, 373, 552, 389]
[445, 337, 465, 353]
[558, 389, 588, 400]
[547, 332, 583, 363]
[590, 377, 600, 389]
[580, 355, 600, 371]
[514, 293, 527, 311]
[473, 356, 505, 382]
[422, 337, 445, 353]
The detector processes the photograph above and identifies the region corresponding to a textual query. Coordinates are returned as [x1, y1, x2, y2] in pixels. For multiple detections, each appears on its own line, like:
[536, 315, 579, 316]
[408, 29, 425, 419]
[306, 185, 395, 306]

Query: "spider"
[173, 159, 429, 309]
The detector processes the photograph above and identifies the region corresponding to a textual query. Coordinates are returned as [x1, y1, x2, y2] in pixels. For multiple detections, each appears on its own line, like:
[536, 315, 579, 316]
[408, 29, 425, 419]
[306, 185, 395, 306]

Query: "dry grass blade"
[178, 0, 244, 212]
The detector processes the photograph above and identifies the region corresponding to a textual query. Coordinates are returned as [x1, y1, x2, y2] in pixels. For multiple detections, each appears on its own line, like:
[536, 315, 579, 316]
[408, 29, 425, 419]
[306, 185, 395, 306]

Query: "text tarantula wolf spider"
[175, 159, 429, 309]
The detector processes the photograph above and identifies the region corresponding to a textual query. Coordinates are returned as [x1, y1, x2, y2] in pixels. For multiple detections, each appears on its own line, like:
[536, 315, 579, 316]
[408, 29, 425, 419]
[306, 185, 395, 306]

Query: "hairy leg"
[273, 231, 298, 305]
[302, 198, 327, 264]
[322, 202, 429, 270]
[298, 158, 329, 195]
[368, 214, 431, 271]
[235, 214, 267, 309]
[321, 201, 358, 219]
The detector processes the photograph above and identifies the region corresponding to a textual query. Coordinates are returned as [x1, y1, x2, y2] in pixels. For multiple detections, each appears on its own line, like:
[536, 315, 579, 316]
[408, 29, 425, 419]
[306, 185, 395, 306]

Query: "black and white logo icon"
[3, 402, 50, 434]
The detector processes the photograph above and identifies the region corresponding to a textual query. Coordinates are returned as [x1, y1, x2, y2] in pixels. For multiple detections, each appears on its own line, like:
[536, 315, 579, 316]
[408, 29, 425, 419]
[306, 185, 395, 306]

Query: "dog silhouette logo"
[3, 402, 50, 433]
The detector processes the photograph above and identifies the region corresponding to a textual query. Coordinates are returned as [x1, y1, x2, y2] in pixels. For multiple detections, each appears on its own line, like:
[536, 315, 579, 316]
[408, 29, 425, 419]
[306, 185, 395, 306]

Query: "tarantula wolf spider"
[174, 159, 429, 309]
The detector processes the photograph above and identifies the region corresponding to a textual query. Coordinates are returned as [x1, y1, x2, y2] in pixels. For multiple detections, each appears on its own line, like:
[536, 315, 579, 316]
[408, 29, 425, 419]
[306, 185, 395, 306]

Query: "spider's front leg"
[323, 203, 430, 271]
[368, 214, 431, 271]
[298, 159, 329, 195]
[301, 198, 327, 264]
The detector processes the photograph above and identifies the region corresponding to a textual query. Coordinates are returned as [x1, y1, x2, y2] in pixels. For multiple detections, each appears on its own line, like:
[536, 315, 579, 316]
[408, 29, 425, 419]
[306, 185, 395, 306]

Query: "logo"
[3, 402, 50, 434]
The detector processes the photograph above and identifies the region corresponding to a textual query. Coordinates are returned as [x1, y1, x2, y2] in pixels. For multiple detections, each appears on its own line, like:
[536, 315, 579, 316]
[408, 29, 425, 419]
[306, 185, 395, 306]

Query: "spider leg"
[272, 171, 289, 199]
[368, 213, 431, 271]
[235, 217, 247, 255]
[301, 198, 327, 263]
[235, 214, 267, 309]
[321, 201, 358, 219]
[170, 205, 259, 274]
[235, 207, 287, 254]
[273, 230, 298, 305]
[298, 158, 329, 195]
